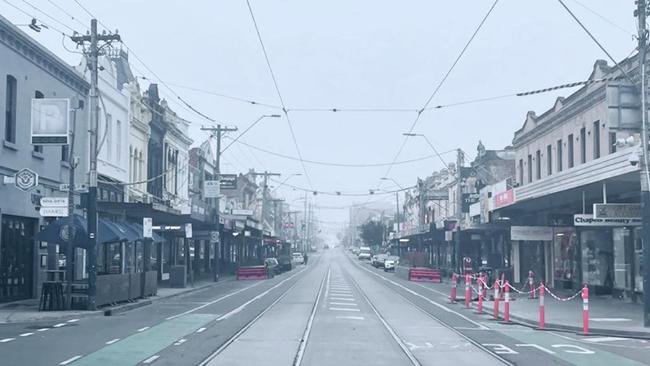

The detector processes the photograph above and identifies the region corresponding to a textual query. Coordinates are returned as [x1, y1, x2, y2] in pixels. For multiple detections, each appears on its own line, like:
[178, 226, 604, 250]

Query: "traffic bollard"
[582, 285, 589, 335]
[465, 274, 471, 308]
[499, 273, 506, 300]
[528, 270, 535, 299]
[493, 280, 500, 320]
[539, 283, 545, 329]
[481, 274, 487, 300]
[450, 273, 457, 302]
[476, 277, 484, 314]
[503, 280, 510, 323]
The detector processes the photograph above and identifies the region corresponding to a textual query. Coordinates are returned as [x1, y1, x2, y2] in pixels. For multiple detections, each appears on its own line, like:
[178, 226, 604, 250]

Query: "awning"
[34, 214, 126, 248]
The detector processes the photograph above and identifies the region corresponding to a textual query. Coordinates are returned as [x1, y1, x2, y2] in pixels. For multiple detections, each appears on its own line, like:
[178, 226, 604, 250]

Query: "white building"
[162, 102, 192, 214]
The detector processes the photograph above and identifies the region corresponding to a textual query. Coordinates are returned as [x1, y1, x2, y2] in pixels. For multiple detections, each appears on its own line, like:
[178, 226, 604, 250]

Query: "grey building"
[0, 15, 89, 303]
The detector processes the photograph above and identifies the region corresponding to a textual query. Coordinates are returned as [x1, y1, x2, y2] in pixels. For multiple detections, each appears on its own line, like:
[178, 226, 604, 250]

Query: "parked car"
[358, 247, 372, 260]
[278, 254, 292, 272]
[373, 254, 389, 268]
[323, 244, 330, 249]
[292, 252, 305, 264]
[264, 258, 280, 275]
[383, 255, 400, 271]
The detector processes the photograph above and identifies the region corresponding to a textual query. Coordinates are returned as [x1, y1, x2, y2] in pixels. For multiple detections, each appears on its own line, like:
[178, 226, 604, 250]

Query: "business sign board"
[40, 197, 68, 207]
[204, 180, 220, 198]
[462, 193, 480, 212]
[593, 203, 641, 219]
[494, 189, 515, 208]
[14, 168, 39, 192]
[469, 202, 481, 217]
[143, 217, 153, 238]
[232, 209, 254, 216]
[444, 231, 453, 241]
[219, 174, 238, 189]
[40, 207, 68, 217]
[31, 98, 69, 145]
[574, 214, 641, 226]
[427, 189, 449, 201]
[510, 226, 553, 241]
[185, 223, 193, 238]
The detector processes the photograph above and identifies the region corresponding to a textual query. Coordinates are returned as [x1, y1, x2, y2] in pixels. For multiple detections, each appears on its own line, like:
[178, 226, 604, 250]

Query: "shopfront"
[511, 226, 553, 284]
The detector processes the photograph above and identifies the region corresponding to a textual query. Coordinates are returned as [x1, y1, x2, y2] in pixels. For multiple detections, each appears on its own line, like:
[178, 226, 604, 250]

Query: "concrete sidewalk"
[411, 277, 650, 338]
[0, 276, 234, 324]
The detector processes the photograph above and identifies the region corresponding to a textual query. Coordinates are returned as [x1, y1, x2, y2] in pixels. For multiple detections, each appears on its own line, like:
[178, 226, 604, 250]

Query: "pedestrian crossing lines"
[327, 275, 364, 319]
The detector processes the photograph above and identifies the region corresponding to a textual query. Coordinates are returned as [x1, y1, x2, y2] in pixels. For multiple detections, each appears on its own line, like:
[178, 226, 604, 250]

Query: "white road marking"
[37, 328, 49, 332]
[167, 267, 305, 321]
[143, 355, 160, 364]
[105, 338, 120, 345]
[590, 318, 632, 322]
[53, 323, 66, 328]
[584, 337, 630, 343]
[0, 338, 15, 343]
[59, 355, 83, 365]
[330, 297, 354, 301]
[19, 332, 34, 337]
[329, 307, 361, 312]
[137, 326, 150, 332]
[173, 339, 187, 346]
[516, 344, 556, 354]
[67, 319, 79, 323]
[336, 316, 365, 320]
[329, 294, 353, 297]
[329, 302, 358, 306]
[196, 327, 207, 333]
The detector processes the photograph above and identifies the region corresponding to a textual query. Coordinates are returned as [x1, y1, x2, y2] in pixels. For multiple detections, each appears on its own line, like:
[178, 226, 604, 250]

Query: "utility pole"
[455, 149, 464, 272]
[200, 124, 238, 281]
[70, 19, 120, 310]
[249, 171, 281, 238]
[65, 99, 82, 310]
[636, 0, 650, 327]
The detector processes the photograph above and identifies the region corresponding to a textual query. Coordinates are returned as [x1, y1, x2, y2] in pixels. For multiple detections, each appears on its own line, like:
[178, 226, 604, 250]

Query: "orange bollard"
[465, 274, 471, 308]
[582, 285, 589, 335]
[450, 273, 458, 302]
[503, 280, 510, 323]
[493, 280, 500, 320]
[528, 270, 535, 299]
[539, 282, 545, 329]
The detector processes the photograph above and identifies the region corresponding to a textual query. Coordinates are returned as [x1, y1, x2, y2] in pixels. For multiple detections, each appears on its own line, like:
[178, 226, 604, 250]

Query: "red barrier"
[493, 280, 500, 320]
[236, 266, 268, 280]
[409, 268, 441, 282]
[464, 274, 471, 308]
[450, 273, 458, 302]
[503, 280, 510, 323]
[476, 277, 484, 314]
[539, 283, 545, 329]
[582, 285, 589, 335]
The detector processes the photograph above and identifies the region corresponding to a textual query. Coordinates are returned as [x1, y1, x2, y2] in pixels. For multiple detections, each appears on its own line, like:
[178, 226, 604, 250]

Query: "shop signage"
[593, 203, 641, 219]
[143, 217, 152, 238]
[40, 197, 68, 207]
[510, 226, 553, 241]
[31, 98, 69, 145]
[14, 168, 39, 192]
[185, 223, 192, 238]
[494, 189, 514, 208]
[574, 214, 641, 226]
[210, 231, 219, 243]
[204, 180, 220, 198]
[445, 231, 453, 241]
[232, 209, 254, 216]
[219, 174, 238, 189]
[39, 207, 68, 217]
[469, 202, 481, 217]
[462, 192, 480, 212]
[428, 189, 448, 200]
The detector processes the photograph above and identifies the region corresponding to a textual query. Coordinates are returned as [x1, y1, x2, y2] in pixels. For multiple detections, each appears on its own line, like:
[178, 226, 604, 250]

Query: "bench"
[408, 268, 442, 283]
[236, 266, 269, 280]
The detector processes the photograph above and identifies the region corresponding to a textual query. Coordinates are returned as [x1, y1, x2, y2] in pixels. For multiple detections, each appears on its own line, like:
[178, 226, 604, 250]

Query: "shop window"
[4, 75, 17, 143]
[580, 127, 586, 164]
[33, 91, 44, 153]
[593, 121, 600, 159]
[535, 150, 541, 180]
[546, 144, 552, 176]
[633, 227, 643, 292]
[612, 228, 633, 291]
[106, 242, 122, 274]
[553, 228, 578, 289]
[556, 139, 563, 172]
[581, 229, 613, 288]
[568, 133, 574, 168]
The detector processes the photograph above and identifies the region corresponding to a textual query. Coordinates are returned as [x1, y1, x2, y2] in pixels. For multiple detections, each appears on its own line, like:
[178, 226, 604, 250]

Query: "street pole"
[71, 19, 120, 310]
[455, 149, 464, 272]
[636, 0, 650, 327]
[200, 124, 238, 281]
[65, 101, 80, 310]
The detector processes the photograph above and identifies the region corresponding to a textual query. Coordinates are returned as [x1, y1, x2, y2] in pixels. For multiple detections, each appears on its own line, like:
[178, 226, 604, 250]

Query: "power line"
[568, 0, 635, 37]
[268, 177, 416, 197]
[46, 0, 88, 31]
[19, 0, 76, 33]
[381, 0, 500, 182]
[245, 0, 313, 190]
[224, 136, 457, 168]
[161, 80, 283, 110]
[286, 107, 419, 113]
[2, 0, 69, 35]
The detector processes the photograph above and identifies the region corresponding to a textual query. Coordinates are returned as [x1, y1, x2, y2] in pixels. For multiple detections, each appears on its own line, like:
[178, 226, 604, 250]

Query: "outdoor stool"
[39, 281, 64, 311]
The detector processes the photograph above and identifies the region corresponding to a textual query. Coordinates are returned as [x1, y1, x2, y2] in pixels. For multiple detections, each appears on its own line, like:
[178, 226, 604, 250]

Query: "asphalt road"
[1, 249, 648, 366]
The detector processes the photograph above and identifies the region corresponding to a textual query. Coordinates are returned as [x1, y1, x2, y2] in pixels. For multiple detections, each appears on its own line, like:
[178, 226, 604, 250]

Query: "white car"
[383, 256, 400, 271]
[292, 252, 305, 264]
[358, 247, 372, 260]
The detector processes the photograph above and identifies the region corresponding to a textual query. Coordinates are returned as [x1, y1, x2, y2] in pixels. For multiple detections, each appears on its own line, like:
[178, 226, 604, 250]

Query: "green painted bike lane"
[72, 313, 217, 365]
[483, 326, 648, 366]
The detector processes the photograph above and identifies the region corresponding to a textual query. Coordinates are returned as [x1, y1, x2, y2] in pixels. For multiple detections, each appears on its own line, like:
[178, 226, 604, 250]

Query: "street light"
[403, 133, 449, 167]
[381, 177, 405, 190]
[221, 114, 282, 154]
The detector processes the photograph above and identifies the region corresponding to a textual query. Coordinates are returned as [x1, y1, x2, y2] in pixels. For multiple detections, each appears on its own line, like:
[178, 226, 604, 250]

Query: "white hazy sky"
[1, 0, 639, 242]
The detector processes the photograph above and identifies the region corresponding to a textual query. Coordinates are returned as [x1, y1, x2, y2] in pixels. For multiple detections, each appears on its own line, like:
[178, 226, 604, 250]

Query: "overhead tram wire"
[18, 0, 77, 33]
[267, 177, 416, 197]
[568, 0, 635, 37]
[46, 0, 88, 31]
[245, 0, 313, 190]
[2, 0, 70, 35]
[556, 0, 635, 84]
[381, 0, 500, 181]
